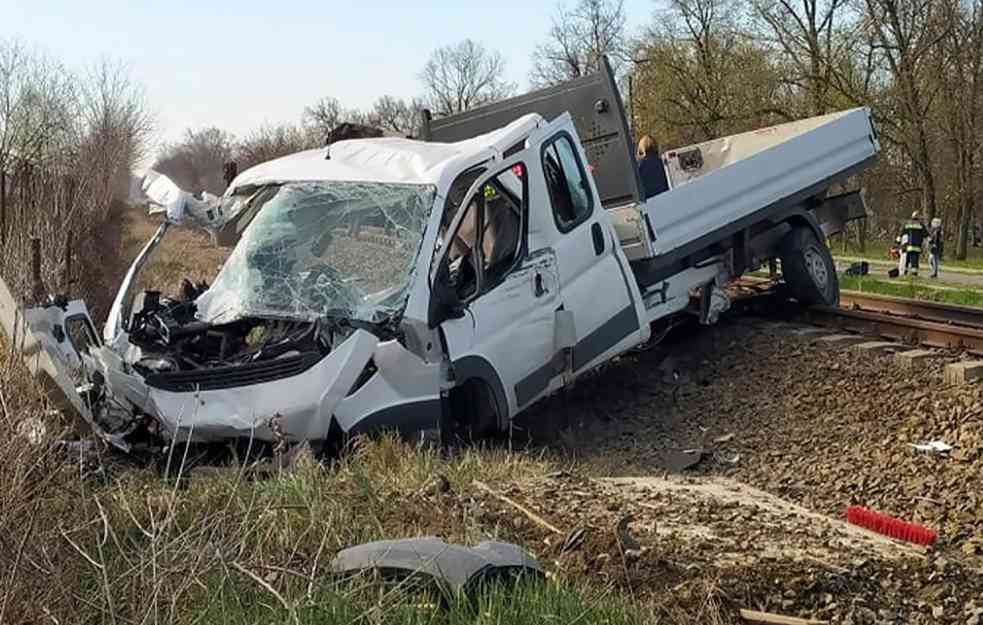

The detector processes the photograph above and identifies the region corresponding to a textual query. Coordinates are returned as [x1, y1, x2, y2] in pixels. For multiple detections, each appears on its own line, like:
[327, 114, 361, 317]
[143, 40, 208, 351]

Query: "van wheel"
[780, 227, 839, 307]
[446, 380, 499, 443]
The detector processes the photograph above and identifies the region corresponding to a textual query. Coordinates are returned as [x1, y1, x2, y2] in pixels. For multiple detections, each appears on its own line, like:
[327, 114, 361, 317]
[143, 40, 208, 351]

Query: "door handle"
[591, 222, 605, 255]
[534, 272, 548, 297]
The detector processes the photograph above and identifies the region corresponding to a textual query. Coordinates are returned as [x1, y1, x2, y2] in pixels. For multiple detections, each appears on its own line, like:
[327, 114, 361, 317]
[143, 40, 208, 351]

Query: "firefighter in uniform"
[900, 211, 928, 276]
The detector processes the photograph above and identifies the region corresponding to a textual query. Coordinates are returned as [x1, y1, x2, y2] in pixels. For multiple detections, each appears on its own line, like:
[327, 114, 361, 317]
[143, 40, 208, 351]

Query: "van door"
[536, 116, 645, 375]
[0, 274, 97, 424]
[22, 300, 101, 373]
[434, 153, 562, 428]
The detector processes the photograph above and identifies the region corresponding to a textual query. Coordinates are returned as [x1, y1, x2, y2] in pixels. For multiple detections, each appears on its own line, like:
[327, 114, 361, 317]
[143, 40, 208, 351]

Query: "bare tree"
[634, 0, 784, 144]
[753, 0, 858, 116]
[935, 0, 983, 257]
[531, 0, 629, 86]
[236, 123, 315, 170]
[303, 96, 345, 139]
[419, 40, 516, 116]
[0, 39, 152, 304]
[302, 95, 375, 144]
[0, 41, 76, 172]
[369, 95, 423, 134]
[863, 0, 951, 222]
[79, 59, 153, 217]
[154, 127, 235, 195]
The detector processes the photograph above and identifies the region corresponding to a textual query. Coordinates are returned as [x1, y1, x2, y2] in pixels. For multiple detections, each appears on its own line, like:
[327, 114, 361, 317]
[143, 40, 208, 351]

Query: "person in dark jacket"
[900, 211, 928, 276]
[928, 217, 944, 278]
[636, 135, 669, 200]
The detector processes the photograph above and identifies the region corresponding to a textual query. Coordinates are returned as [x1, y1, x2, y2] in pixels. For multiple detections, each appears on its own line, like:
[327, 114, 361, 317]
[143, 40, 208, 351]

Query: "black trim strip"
[345, 399, 441, 436]
[145, 352, 324, 392]
[513, 303, 639, 408]
[572, 304, 639, 371]
[514, 351, 564, 408]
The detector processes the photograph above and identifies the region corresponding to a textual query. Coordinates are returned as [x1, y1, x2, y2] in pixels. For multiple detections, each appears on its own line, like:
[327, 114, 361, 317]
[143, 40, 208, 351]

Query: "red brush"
[846, 506, 937, 546]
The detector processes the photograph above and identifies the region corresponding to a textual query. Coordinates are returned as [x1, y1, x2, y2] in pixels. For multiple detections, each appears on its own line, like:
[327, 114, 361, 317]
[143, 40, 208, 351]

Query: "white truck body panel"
[663, 110, 862, 188]
[605, 109, 877, 262]
[644, 107, 878, 258]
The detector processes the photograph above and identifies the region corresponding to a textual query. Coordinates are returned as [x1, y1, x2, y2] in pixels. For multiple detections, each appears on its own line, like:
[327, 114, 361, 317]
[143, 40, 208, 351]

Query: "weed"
[839, 273, 983, 307]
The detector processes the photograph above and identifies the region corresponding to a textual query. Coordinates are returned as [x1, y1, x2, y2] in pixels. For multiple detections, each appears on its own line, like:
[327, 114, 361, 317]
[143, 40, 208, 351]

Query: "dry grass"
[0, 205, 714, 623]
[118, 206, 231, 307]
[0, 400, 615, 624]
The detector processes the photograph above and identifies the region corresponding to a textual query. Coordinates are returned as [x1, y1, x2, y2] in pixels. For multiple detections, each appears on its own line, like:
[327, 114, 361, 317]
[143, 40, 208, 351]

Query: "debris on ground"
[544, 317, 983, 571]
[910, 440, 954, 453]
[465, 472, 983, 623]
[846, 505, 938, 546]
[330, 537, 543, 594]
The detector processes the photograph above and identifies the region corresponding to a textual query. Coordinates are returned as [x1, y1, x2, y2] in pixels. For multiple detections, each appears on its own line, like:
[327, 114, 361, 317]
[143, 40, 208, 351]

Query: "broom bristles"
[846, 506, 937, 546]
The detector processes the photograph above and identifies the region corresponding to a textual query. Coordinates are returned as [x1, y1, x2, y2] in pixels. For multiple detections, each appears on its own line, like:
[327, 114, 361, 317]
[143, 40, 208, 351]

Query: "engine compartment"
[127, 285, 336, 387]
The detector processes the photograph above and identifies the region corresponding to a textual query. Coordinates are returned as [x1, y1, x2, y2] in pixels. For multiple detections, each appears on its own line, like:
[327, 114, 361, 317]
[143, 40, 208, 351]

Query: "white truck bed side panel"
[645, 108, 877, 257]
[664, 110, 856, 187]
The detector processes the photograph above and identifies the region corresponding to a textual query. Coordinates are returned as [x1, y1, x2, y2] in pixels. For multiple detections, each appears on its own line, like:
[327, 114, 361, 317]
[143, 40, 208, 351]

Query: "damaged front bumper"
[141, 329, 441, 443]
[3, 275, 442, 449]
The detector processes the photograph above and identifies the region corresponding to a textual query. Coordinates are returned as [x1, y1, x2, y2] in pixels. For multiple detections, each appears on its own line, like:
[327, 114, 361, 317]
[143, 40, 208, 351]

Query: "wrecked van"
[2, 57, 878, 452]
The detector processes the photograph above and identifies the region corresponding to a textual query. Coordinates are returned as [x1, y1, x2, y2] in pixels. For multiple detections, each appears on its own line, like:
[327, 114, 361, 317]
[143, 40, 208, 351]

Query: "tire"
[446, 380, 499, 443]
[779, 226, 839, 307]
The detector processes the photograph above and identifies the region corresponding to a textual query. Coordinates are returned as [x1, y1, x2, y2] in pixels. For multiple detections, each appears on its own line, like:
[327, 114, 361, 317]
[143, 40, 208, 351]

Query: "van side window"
[542, 135, 593, 232]
[442, 164, 526, 301]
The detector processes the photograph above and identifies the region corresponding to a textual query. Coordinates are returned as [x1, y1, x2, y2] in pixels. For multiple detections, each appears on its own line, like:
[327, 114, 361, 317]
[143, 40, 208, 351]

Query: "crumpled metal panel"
[148, 328, 377, 442]
[331, 537, 542, 591]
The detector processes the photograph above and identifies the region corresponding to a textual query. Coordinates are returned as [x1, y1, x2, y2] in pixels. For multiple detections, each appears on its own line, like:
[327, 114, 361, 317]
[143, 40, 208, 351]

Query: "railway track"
[735, 277, 983, 355]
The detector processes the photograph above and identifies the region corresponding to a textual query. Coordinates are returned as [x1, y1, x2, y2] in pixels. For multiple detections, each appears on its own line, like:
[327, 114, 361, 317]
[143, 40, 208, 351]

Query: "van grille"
[145, 352, 323, 392]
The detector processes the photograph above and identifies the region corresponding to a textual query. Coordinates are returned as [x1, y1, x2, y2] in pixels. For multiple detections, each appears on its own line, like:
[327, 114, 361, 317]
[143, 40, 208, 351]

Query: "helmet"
[911, 211, 920, 219]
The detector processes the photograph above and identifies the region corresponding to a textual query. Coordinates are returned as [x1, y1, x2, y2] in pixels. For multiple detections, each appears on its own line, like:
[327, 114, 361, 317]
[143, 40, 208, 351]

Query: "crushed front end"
[5, 170, 444, 453]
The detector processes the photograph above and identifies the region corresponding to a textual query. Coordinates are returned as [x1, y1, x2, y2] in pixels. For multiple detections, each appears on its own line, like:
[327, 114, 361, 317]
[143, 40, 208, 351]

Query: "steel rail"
[802, 305, 983, 354]
[838, 291, 983, 329]
[732, 276, 983, 354]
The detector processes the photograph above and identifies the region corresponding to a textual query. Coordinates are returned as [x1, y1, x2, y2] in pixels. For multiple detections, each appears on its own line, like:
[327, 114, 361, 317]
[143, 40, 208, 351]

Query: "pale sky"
[3, 0, 658, 157]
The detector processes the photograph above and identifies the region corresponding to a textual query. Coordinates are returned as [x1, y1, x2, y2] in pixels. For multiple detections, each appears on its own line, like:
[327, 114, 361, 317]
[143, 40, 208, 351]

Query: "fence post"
[62, 231, 73, 294]
[31, 238, 45, 303]
[0, 169, 6, 245]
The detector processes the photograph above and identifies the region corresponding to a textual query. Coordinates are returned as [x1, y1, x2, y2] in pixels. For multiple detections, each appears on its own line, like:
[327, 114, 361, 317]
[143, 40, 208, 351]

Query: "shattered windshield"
[195, 181, 436, 324]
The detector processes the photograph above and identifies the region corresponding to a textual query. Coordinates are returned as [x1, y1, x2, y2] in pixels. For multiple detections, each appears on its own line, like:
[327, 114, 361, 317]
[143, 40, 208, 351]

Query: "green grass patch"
[192, 576, 649, 625]
[839, 273, 983, 307]
[1, 434, 567, 624]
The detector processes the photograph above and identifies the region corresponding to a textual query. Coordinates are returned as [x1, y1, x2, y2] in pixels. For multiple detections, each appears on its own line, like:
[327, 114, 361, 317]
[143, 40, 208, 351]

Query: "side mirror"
[428, 260, 466, 328]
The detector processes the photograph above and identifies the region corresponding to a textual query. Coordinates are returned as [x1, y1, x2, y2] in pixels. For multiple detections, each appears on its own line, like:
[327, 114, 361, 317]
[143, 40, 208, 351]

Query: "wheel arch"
[783, 209, 826, 246]
[450, 355, 509, 429]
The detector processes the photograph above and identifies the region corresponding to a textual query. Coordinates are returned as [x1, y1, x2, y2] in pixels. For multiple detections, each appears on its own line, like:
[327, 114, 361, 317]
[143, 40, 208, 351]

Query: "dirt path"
[835, 257, 983, 288]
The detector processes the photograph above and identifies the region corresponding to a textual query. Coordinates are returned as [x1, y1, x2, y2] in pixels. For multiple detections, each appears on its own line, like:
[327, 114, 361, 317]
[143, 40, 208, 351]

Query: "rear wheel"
[780, 226, 839, 307]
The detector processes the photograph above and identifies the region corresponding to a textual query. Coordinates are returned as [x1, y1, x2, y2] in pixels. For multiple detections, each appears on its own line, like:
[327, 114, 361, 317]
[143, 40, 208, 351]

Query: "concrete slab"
[944, 361, 983, 385]
[814, 334, 866, 345]
[757, 321, 792, 330]
[852, 341, 898, 354]
[790, 326, 826, 336]
[894, 349, 935, 369]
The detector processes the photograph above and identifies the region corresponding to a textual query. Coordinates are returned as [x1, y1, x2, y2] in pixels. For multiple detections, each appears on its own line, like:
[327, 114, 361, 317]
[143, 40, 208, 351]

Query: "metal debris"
[330, 537, 542, 593]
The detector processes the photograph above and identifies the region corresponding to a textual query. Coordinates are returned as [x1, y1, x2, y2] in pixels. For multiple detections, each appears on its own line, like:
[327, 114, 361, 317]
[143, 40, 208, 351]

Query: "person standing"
[636, 135, 669, 200]
[929, 217, 944, 278]
[895, 233, 907, 276]
[900, 212, 928, 276]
